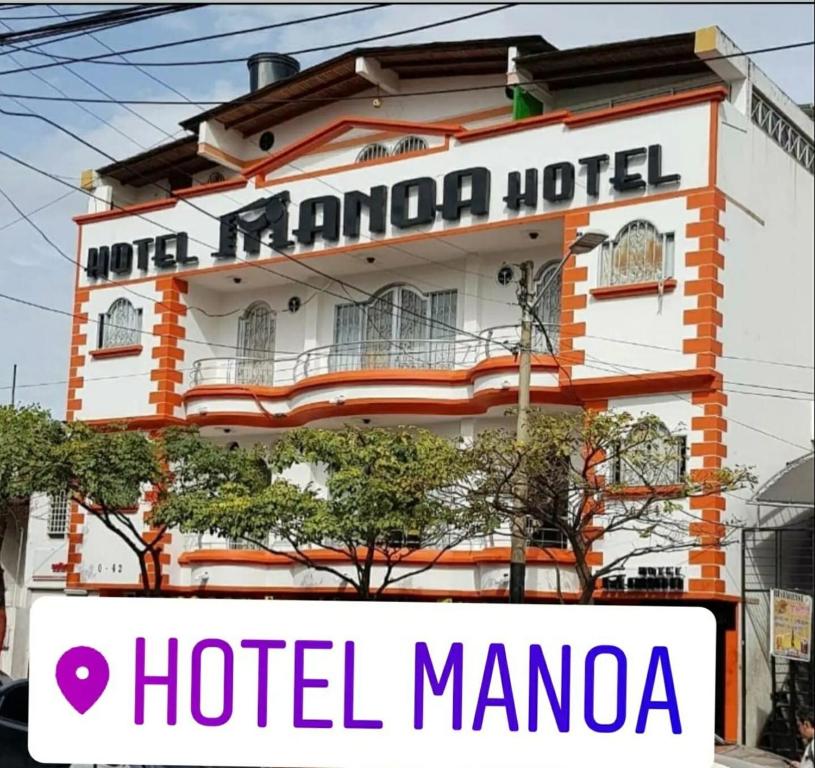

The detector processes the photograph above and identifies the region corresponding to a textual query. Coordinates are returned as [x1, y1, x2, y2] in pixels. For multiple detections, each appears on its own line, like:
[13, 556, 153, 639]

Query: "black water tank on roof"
[247, 53, 300, 92]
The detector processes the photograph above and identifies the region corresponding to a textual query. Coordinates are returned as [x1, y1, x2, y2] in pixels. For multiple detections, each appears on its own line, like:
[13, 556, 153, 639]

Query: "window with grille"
[332, 285, 457, 371]
[98, 298, 142, 348]
[533, 260, 562, 351]
[356, 143, 389, 163]
[47, 490, 69, 538]
[236, 301, 276, 385]
[528, 457, 570, 549]
[227, 537, 263, 550]
[393, 136, 428, 155]
[614, 426, 687, 487]
[751, 90, 814, 174]
[599, 220, 674, 287]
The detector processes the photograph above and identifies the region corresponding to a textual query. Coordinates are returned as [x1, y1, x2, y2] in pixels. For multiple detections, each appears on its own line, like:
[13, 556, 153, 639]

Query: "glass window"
[533, 261, 562, 351]
[98, 298, 141, 348]
[615, 426, 687, 486]
[236, 301, 276, 385]
[393, 136, 428, 155]
[47, 490, 69, 539]
[356, 143, 389, 163]
[599, 220, 674, 287]
[332, 286, 457, 371]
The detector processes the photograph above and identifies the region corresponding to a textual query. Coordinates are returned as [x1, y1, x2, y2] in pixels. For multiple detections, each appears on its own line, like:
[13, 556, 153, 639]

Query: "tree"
[0, 405, 66, 647]
[58, 424, 236, 596]
[155, 426, 493, 600]
[470, 409, 755, 604]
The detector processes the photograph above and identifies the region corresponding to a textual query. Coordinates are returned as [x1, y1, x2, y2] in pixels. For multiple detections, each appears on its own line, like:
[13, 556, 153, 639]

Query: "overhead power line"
[0, 4, 517, 74]
[0, 4, 385, 66]
[2, 38, 811, 100]
[0, 106, 510, 352]
[0, 4, 197, 46]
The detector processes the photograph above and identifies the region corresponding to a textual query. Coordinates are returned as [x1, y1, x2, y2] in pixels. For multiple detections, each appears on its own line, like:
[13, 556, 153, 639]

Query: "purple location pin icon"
[55, 645, 110, 714]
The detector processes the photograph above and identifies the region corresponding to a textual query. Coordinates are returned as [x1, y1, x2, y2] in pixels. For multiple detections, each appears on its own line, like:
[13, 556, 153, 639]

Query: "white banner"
[29, 597, 715, 768]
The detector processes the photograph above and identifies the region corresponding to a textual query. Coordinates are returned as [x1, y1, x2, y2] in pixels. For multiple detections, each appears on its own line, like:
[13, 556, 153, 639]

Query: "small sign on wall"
[770, 588, 813, 662]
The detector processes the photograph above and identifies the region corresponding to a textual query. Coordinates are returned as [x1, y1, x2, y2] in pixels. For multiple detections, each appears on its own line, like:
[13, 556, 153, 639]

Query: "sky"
[0, 2, 813, 418]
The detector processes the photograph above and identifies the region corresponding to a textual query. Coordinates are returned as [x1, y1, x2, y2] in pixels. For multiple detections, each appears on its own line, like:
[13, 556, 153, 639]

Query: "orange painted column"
[149, 277, 188, 419]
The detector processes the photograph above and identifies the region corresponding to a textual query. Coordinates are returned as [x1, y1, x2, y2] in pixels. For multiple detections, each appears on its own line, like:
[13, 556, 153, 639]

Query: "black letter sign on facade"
[504, 169, 538, 210]
[440, 167, 491, 220]
[578, 154, 609, 197]
[343, 186, 387, 238]
[109, 243, 133, 275]
[86, 246, 109, 278]
[647, 145, 681, 186]
[611, 148, 647, 192]
[543, 162, 576, 202]
[134, 238, 152, 271]
[154, 234, 179, 268]
[390, 177, 437, 228]
[212, 193, 293, 259]
[294, 196, 341, 245]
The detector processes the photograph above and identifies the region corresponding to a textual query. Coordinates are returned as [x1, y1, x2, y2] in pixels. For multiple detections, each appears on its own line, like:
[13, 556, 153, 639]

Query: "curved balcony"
[183, 326, 566, 428]
[190, 325, 536, 388]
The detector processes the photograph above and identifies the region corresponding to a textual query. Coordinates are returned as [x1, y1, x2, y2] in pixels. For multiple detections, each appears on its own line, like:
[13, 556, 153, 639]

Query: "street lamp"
[508, 228, 609, 605]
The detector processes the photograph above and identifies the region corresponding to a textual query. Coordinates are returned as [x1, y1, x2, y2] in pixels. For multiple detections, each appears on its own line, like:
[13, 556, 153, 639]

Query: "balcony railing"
[189, 325, 552, 388]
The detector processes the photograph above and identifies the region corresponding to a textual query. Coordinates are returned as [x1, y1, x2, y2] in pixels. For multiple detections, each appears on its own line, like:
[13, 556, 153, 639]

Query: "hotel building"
[15, 27, 814, 748]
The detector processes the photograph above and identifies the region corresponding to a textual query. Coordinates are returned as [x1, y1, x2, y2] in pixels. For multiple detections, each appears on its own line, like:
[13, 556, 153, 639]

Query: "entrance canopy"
[753, 452, 814, 507]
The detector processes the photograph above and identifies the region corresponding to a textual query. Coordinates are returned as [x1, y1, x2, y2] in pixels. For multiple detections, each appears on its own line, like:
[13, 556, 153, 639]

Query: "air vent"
[356, 143, 389, 163]
[393, 136, 428, 155]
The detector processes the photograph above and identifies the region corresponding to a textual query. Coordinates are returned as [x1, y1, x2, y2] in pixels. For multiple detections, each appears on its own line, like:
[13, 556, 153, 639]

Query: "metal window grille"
[99, 298, 141, 348]
[600, 220, 674, 287]
[533, 260, 562, 351]
[227, 537, 263, 550]
[47, 490, 69, 538]
[393, 136, 428, 155]
[615, 429, 687, 486]
[331, 286, 457, 371]
[356, 143, 389, 163]
[752, 90, 814, 174]
[236, 301, 276, 385]
[528, 458, 570, 549]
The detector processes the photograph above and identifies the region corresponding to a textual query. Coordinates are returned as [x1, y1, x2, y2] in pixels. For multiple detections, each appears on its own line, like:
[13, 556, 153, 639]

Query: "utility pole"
[509, 260, 534, 604]
[10, 363, 17, 407]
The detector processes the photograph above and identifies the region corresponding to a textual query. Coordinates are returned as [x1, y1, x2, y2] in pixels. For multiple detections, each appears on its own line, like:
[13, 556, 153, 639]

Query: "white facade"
[44, 29, 815, 744]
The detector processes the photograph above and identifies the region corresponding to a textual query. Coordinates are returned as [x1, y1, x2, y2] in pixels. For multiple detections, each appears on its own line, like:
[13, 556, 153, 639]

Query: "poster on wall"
[770, 588, 813, 661]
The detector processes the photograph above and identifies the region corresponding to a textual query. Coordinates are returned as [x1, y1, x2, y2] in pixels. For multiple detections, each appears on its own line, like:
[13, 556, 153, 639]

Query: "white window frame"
[47, 490, 69, 539]
[599, 220, 675, 288]
[98, 298, 142, 348]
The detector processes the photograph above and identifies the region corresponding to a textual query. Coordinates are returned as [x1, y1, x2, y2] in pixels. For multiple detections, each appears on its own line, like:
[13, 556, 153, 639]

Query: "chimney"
[247, 53, 300, 92]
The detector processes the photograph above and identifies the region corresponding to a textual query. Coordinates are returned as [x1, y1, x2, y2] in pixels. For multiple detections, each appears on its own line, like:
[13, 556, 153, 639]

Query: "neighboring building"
[0, 493, 69, 679]
[55, 28, 813, 746]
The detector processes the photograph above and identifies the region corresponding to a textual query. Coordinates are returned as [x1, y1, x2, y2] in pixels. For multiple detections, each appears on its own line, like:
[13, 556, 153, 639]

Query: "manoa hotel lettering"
[85, 144, 679, 280]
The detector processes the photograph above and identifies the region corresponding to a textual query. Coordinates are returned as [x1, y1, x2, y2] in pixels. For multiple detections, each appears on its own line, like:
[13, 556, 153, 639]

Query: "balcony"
[190, 325, 544, 388]
[183, 325, 565, 428]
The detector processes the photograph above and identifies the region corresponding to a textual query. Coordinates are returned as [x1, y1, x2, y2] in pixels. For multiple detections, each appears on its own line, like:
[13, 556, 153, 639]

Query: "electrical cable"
[0, 105, 513, 352]
[0, 4, 384, 65]
[0, 36, 808, 86]
[0, 5, 197, 47]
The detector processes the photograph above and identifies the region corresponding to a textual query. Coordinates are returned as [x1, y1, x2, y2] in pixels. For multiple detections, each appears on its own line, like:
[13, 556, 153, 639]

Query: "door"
[534, 261, 561, 353]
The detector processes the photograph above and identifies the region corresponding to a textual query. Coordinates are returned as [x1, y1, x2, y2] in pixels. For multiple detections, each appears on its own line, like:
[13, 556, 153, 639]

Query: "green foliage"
[155, 425, 493, 598]
[471, 408, 756, 602]
[60, 421, 162, 511]
[0, 404, 66, 505]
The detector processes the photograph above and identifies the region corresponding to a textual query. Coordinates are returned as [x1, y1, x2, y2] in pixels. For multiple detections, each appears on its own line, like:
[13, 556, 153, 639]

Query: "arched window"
[99, 298, 141, 348]
[332, 285, 457, 371]
[615, 422, 687, 487]
[236, 301, 275, 384]
[393, 136, 428, 155]
[533, 261, 562, 352]
[356, 143, 389, 163]
[599, 220, 674, 287]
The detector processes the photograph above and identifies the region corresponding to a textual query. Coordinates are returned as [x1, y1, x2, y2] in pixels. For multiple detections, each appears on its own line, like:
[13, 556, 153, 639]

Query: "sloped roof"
[514, 32, 709, 91]
[179, 35, 553, 136]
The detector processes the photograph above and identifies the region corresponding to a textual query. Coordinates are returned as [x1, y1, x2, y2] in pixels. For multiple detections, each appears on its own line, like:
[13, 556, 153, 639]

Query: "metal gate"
[742, 525, 815, 757]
